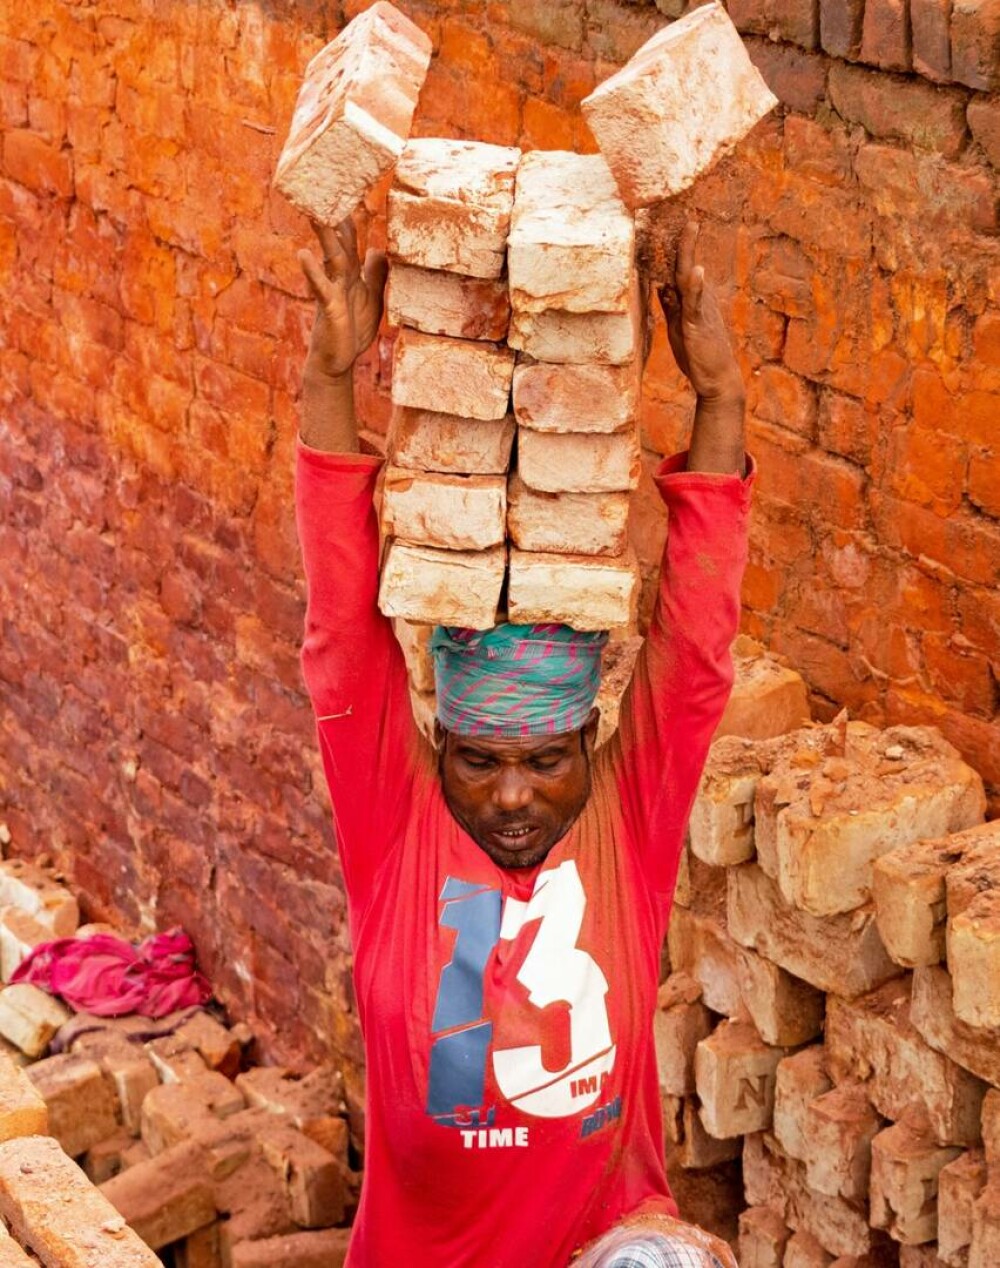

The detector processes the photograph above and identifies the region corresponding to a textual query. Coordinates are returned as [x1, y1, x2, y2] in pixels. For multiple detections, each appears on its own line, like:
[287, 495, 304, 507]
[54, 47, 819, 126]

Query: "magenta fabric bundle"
[12, 926, 212, 1018]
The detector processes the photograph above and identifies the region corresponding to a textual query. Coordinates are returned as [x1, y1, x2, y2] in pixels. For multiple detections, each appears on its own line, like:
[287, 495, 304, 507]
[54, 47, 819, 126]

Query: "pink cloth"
[12, 927, 212, 1017]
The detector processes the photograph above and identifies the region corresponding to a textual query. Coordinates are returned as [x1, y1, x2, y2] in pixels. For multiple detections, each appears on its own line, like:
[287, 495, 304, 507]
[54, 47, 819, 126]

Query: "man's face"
[436, 711, 599, 870]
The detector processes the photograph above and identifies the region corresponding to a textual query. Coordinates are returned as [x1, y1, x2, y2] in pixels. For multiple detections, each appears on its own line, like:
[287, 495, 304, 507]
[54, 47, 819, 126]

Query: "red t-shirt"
[295, 443, 753, 1268]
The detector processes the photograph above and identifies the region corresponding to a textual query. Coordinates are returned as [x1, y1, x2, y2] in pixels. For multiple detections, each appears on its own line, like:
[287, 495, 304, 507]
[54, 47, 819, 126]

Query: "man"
[295, 214, 752, 1268]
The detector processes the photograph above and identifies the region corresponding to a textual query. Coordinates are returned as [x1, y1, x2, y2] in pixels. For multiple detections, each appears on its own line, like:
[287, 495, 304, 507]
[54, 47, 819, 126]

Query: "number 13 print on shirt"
[427, 860, 616, 1127]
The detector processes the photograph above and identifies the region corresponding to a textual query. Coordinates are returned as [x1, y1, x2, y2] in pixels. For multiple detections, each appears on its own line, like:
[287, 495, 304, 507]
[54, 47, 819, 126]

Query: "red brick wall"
[0, 0, 997, 1067]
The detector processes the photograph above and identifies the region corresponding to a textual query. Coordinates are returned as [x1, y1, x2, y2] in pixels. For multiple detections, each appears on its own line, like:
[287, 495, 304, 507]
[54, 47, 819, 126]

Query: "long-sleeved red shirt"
[296, 444, 753, 1267]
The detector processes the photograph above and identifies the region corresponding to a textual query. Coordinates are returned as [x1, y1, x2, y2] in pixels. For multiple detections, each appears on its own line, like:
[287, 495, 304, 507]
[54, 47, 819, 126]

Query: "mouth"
[490, 824, 539, 849]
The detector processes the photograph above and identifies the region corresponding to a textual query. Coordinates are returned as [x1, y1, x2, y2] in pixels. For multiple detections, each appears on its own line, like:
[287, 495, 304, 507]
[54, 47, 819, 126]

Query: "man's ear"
[581, 707, 600, 758]
[433, 719, 446, 753]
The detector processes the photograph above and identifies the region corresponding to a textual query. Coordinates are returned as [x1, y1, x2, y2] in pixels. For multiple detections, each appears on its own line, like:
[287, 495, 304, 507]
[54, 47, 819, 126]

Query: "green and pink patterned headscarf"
[431, 623, 608, 738]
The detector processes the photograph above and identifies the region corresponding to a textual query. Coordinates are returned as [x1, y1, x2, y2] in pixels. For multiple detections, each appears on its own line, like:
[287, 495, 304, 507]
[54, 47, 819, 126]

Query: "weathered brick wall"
[0, 0, 997, 1068]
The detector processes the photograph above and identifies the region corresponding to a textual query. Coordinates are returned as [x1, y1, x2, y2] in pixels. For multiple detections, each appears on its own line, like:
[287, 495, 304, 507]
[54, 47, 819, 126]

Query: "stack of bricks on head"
[274, 0, 776, 740]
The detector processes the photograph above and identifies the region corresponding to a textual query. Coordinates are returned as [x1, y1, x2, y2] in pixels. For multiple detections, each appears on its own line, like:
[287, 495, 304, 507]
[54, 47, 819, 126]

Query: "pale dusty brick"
[825, 978, 985, 1147]
[507, 547, 639, 631]
[735, 946, 825, 1047]
[715, 636, 811, 742]
[727, 863, 900, 997]
[742, 1131, 877, 1258]
[391, 328, 515, 421]
[971, 1175, 1000, 1268]
[507, 474, 630, 556]
[388, 406, 515, 476]
[378, 540, 505, 629]
[754, 723, 985, 918]
[873, 822, 1000, 969]
[145, 1035, 208, 1084]
[804, 1084, 883, 1201]
[387, 138, 521, 279]
[98, 1051, 159, 1138]
[234, 1065, 346, 1148]
[0, 859, 79, 935]
[911, 964, 1000, 1089]
[666, 862, 744, 1016]
[694, 1018, 791, 1139]
[83, 1129, 132, 1185]
[945, 829, 1000, 921]
[0, 984, 71, 1058]
[101, 1141, 215, 1250]
[675, 1094, 742, 1168]
[0, 908, 51, 982]
[27, 1053, 118, 1159]
[516, 428, 640, 494]
[871, 1115, 962, 1245]
[938, 1149, 986, 1266]
[581, 1, 778, 206]
[258, 1121, 346, 1228]
[0, 1048, 47, 1143]
[0, 1134, 161, 1266]
[173, 1012, 242, 1079]
[394, 619, 435, 694]
[785, 1230, 834, 1268]
[948, 887, 1000, 1029]
[690, 736, 766, 867]
[409, 688, 436, 743]
[508, 275, 643, 364]
[230, 1228, 351, 1268]
[653, 973, 713, 1096]
[0, 1222, 37, 1267]
[386, 262, 511, 341]
[738, 1204, 791, 1268]
[594, 633, 643, 747]
[512, 359, 640, 435]
[673, 842, 692, 909]
[381, 467, 506, 551]
[273, 3, 432, 226]
[508, 151, 634, 314]
[141, 1073, 245, 1156]
[773, 1047, 832, 1161]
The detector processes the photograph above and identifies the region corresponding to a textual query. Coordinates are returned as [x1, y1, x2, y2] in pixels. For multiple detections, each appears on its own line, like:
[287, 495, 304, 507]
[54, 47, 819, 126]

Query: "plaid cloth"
[589, 1234, 724, 1268]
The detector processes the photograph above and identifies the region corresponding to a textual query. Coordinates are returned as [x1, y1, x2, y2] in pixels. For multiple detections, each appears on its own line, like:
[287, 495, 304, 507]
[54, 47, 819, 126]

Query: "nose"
[492, 765, 533, 813]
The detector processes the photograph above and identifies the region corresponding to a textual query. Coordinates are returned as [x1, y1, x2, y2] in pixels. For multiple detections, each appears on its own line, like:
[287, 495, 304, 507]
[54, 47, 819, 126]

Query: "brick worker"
[294, 216, 752, 1268]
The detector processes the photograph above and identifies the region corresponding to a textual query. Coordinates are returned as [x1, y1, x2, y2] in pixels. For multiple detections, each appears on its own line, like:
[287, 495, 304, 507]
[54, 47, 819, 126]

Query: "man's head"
[431, 623, 607, 869]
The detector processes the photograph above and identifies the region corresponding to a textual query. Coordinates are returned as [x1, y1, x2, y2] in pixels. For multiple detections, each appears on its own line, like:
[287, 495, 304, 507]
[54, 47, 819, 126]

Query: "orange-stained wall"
[0, 0, 997, 1066]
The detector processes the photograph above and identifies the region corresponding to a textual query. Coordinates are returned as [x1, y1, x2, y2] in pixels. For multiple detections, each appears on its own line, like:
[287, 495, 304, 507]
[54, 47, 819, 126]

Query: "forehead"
[447, 729, 580, 759]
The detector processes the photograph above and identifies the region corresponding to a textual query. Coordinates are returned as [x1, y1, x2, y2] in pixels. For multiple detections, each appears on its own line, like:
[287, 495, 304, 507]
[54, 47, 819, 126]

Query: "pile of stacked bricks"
[658, 687, 1000, 1267]
[0, 858, 358, 1266]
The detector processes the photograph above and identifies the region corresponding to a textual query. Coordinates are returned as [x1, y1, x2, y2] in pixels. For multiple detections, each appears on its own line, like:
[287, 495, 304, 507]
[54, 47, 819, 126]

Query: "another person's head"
[432, 624, 607, 870]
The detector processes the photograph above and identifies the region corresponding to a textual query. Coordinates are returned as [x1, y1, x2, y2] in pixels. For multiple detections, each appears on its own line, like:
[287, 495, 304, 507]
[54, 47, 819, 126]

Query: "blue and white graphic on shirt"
[427, 860, 616, 1126]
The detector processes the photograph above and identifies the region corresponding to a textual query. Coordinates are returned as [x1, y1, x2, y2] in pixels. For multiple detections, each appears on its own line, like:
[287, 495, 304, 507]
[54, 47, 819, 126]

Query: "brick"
[378, 540, 505, 629]
[749, 363, 817, 440]
[784, 1231, 834, 1268]
[968, 96, 1000, 168]
[258, 1121, 346, 1227]
[826, 978, 986, 1147]
[388, 406, 515, 475]
[0, 858, 79, 934]
[380, 468, 507, 550]
[581, 4, 777, 206]
[0, 984, 72, 1058]
[97, 1051, 159, 1138]
[387, 138, 521, 279]
[716, 639, 811, 742]
[0, 908, 50, 982]
[745, 40, 828, 115]
[821, 0, 865, 57]
[861, 0, 913, 69]
[230, 1227, 351, 1268]
[508, 274, 644, 365]
[912, 0, 954, 79]
[774, 1047, 833, 1161]
[507, 474, 629, 556]
[83, 1130, 133, 1185]
[689, 736, 765, 867]
[0, 1049, 46, 1142]
[653, 974, 713, 1096]
[507, 547, 640, 631]
[0, 1134, 160, 1266]
[386, 263, 510, 341]
[871, 1116, 962, 1245]
[273, 3, 431, 226]
[695, 1018, 791, 1139]
[728, 0, 820, 47]
[672, 1094, 743, 1169]
[508, 151, 633, 314]
[754, 723, 985, 917]
[938, 1149, 986, 1265]
[141, 1073, 245, 1156]
[951, 0, 1000, 89]
[666, 869, 745, 1016]
[735, 946, 825, 1048]
[391, 328, 515, 421]
[828, 64, 968, 158]
[594, 634, 644, 747]
[101, 1141, 215, 1250]
[948, 892, 1000, 1028]
[27, 1053, 118, 1158]
[516, 428, 640, 495]
[982, 1090, 1000, 1164]
[146, 1036, 209, 1085]
[804, 1084, 883, 1201]
[971, 1174, 1000, 1268]
[234, 1065, 346, 1147]
[738, 1205, 791, 1268]
[394, 619, 435, 695]
[727, 863, 901, 998]
[174, 1223, 221, 1268]
[0, 1222, 36, 1266]
[2, 129, 74, 198]
[512, 359, 640, 435]
[173, 1012, 243, 1079]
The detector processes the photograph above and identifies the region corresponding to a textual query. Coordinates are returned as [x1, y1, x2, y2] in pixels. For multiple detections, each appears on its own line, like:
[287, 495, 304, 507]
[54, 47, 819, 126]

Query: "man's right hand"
[299, 218, 388, 381]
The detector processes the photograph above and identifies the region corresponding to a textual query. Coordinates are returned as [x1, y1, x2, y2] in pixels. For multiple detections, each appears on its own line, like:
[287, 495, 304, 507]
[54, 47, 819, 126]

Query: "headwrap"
[431, 623, 608, 738]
